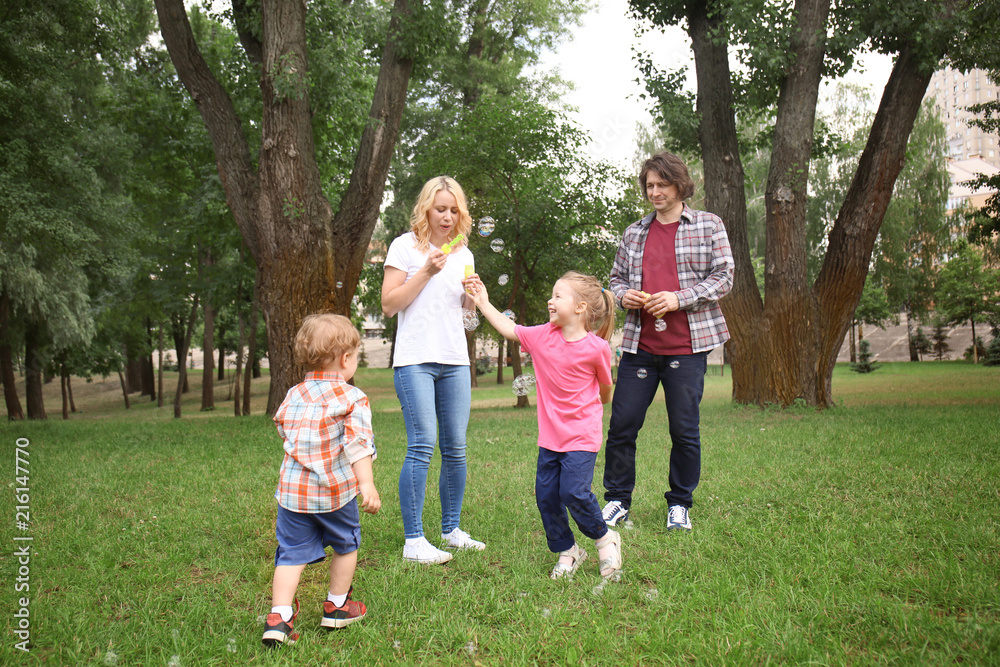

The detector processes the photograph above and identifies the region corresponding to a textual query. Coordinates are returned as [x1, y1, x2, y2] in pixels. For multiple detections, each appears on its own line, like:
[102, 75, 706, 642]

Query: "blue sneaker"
[666, 505, 691, 531]
[602, 501, 630, 527]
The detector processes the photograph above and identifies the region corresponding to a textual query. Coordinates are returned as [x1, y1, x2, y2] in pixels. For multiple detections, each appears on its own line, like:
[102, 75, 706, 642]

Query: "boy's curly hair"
[294, 313, 360, 371]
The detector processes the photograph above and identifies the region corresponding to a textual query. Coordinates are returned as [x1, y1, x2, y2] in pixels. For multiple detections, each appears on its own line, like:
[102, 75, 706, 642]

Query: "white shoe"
[441, 528, 486, 551]
[403, 537, 454, 564]
[601, 500, 630, 527]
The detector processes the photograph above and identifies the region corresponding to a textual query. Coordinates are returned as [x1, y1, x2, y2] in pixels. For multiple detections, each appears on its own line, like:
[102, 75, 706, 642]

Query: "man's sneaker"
[666, 504, 692, 531]
[262, 599, 299, 648]
[441, 528, 486, 551]
[321, 588, 367, 629]
[602, 500, 630, 527]
[403, 536, 454, 564]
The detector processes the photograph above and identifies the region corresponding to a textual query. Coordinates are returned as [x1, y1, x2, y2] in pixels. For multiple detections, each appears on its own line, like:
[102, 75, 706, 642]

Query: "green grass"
[1, 362, 999, 665]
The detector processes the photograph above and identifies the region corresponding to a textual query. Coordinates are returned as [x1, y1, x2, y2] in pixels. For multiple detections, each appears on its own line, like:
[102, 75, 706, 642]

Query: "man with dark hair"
[601, 152, 734, 531]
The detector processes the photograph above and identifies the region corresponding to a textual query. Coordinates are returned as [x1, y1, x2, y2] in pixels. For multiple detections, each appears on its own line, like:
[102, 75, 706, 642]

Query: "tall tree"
[935, 241, 1000, 363]
[631, 0, 987, 406]
[154, 0, 420, 412]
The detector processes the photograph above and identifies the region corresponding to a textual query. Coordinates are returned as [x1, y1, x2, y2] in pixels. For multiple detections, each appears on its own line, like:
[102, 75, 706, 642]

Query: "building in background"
[927, 67, 1000, 169]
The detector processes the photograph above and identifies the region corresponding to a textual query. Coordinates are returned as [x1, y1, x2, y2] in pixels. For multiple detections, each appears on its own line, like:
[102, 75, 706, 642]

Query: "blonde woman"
[382, 176, 484, 564]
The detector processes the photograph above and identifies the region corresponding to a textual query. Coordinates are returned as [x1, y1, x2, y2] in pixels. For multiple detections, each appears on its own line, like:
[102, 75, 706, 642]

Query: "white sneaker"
[403, 536, 454, 564]
[666, 505, 692, 531]
[601, 500, 630, 527]
[441, 528, 486, 551]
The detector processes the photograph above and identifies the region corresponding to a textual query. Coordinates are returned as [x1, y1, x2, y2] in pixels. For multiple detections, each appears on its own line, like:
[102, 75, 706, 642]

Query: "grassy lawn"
[1, 362, 998, 665]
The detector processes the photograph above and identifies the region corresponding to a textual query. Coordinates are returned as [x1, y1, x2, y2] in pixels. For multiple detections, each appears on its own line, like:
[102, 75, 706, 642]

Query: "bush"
[850, 339, 879, 374]
[984, 336, 1000, 367]
[475, 353, 493, 376]
[963, 336, 987, 363]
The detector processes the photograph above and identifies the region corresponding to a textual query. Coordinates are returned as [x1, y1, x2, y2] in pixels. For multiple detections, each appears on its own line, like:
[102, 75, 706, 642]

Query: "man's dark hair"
[639, 152, 695, 201]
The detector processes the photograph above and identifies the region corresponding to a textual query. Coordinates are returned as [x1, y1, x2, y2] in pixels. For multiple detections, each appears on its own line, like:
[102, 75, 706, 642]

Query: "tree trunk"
[118, 371, 131, 409]
[155, 0, 417, 415]
[813, 42, 937, 401]
[61, 361, 70, 420]
[201, 269, 215, 412]
[243, 276, 259, 416]
[510, 339, 529, 408]
[496, 337, 504, 384]
[906, 310, 919, 362]
[971, 318, 978, 363]
[849, 324, 856, 364]
[24, 323, 45, 420]
[467, 329, 477, 388]
[158, 323, 165, 408]
[0, 289, 24, 420]
[125, 355, 143, 394]
[174, 297, 200, 419]
[690, 0, 942, 407]
[142, 318, 156, 399]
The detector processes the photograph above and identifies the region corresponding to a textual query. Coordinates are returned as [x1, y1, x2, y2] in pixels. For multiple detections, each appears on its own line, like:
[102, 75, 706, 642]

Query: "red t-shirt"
[638, 220, 693, 355]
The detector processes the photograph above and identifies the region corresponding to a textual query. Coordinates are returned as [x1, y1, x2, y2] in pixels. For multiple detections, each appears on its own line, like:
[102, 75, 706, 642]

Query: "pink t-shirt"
[515, 323, 613, 453]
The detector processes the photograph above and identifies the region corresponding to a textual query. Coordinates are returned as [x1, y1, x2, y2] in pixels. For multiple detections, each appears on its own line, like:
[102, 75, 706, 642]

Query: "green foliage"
[983, 335, 1000, 366]
[911, 326, 932, 361]
[850, 338, 879, 373]
[935, 241, 1000, 331]
[931, 319, 951, 360]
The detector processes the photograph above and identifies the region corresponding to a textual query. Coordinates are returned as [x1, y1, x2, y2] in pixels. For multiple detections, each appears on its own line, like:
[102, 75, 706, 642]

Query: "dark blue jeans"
[603, 349, 707, 509]
[536, 448, 608, 553]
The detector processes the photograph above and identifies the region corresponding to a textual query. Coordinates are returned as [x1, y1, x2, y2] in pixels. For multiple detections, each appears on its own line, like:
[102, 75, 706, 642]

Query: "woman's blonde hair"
[559, 271, 617, 342]
[294, 313, 360, 371]
[409, 176, 473, 252]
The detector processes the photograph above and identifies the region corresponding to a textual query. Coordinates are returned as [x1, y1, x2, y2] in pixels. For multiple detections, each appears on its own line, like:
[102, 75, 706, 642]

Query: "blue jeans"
[394, 364, 471, 539]
[536, 448, 608, 553]
[603, 349, 707, 508]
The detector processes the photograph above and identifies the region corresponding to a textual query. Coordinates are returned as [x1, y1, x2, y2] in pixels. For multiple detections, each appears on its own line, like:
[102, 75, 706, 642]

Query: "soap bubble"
[227, 638, 237, 653]
[168, 657, 182, 667]
[490, 238, 505, 253]
[511, 374, 536, 396]
[669, 360, 680, 369]
[478, 217, 495, 236]
[645, 588, 660, 601]
[464, 641, 477, 657]
[393, 640, 402, 650]
[462, 309, 480, 331]
[336, 281, 343, 290]
[541, 608, 552, 618]
[104, 652, 119, 666]
[654, 318, 667, 332]
[498, 274, 509, 286]
[502, 309, 516, 321]
[636, 368, 647, 379]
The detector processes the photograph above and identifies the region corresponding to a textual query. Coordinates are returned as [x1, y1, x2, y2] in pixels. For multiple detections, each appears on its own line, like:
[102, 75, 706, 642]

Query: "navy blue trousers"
[603, 349, 707, 509]
[536, 448, 608, 553]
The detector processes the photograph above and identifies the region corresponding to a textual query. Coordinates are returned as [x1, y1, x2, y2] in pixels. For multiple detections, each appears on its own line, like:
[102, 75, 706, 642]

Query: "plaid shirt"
[610, 206, 734, 354]
[273, 371, 376, 514]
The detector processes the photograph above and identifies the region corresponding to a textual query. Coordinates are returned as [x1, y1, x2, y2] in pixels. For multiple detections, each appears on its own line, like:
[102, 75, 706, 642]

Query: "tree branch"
[153, 0, 261, 258]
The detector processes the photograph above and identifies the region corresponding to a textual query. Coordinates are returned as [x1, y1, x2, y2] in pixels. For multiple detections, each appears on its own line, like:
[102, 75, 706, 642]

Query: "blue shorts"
[274, 499, 361, 567]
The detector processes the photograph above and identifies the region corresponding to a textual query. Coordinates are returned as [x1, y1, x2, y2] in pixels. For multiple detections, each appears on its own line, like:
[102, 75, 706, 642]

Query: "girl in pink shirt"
[470, 271, 622, 580]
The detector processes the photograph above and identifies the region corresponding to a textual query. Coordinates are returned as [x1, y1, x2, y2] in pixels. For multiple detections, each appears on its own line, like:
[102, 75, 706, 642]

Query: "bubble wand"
[639, 291, 667, 332]
[441, 233, 466, 254]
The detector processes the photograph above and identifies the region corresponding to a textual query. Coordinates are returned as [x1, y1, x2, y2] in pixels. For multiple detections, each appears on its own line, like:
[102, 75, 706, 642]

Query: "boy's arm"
[351, 455, 380, 514]
[599, 383, 613, 404]
[468, 278, 517, 341]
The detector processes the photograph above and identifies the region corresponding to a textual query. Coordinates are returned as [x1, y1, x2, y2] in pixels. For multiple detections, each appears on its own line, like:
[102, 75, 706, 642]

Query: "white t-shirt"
[384, 232, 474, 367]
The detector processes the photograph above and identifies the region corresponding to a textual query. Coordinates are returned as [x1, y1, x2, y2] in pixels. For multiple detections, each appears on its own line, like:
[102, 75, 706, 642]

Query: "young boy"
[262, 314, 381, 648]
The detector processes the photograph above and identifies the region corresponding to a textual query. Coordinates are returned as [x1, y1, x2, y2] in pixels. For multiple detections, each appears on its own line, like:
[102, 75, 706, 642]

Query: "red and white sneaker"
[321, 588, 367, 629]
[262, 598, 299, 648]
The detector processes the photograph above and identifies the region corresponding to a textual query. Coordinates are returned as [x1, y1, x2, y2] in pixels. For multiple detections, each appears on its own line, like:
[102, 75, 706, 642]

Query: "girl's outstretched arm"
[468, 278, 517, 341]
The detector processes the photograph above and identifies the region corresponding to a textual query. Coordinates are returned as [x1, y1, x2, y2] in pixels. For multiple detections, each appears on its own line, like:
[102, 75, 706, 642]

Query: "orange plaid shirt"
[273, 371, 376, 513]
